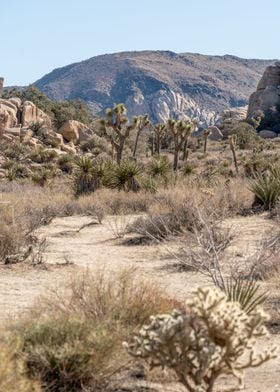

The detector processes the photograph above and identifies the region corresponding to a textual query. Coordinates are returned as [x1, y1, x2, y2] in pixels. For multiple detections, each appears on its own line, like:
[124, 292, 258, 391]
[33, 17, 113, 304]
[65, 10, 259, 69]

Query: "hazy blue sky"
[1, 0, 279, 86]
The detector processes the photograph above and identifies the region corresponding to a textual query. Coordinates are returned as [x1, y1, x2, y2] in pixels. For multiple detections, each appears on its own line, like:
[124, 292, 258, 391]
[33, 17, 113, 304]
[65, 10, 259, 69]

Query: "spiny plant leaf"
[225, 277, 267, 314]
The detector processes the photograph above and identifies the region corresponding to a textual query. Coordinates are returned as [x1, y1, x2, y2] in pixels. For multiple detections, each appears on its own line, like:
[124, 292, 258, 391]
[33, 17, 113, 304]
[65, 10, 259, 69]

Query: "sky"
[1, 0, 279, 86]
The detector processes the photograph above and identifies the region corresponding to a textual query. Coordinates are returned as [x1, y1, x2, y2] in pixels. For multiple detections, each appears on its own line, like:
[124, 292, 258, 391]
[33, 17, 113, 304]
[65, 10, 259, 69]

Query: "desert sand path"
[0, 213, 279, 391]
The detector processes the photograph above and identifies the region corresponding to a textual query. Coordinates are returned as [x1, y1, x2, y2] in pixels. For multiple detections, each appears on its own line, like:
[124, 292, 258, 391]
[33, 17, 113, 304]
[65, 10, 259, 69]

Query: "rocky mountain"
[34, 51, 276, 127]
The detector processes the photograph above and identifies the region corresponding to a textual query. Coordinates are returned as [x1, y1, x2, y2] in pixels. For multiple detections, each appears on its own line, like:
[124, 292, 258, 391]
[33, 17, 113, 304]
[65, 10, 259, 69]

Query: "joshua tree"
[203, 129, 212, 154]
[167, 119, 194, 171]
[151, 123, 166, 156]
[132, 114, 150, 158]
[228, 134, 239, 174]
[100, 104, 139, 164]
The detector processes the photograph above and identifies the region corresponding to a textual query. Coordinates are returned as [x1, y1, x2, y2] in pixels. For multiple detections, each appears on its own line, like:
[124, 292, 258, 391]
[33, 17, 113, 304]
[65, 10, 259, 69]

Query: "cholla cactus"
[124, 287, 277, 392]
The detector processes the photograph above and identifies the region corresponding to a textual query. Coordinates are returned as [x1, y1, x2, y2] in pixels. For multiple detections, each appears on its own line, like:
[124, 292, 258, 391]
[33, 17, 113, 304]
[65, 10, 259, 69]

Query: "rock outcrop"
[215, 106, 247, 136]
[0, 98, 18, 129]
[247, 62, 280, 133]
[58, 120, 94, 144]
[0, 98, 52, 131]
[22, 101, 52, 127]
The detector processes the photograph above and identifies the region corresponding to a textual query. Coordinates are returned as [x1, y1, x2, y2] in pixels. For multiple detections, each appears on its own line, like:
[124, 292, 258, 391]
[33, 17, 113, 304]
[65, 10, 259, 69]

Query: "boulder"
[207, 126, 223, 141]
[58, 120, 94, 144]
[0, 133, 15, 142]
[216, 106, 247, 136]
[22, 101, 51, 127]
[258, 130, 277, 139]
[247, 62, 280, 126]
[47, 132, 64, 147]
[5, 127, 21, 137]
[0, 100, 18, 128]
[61, 141, 76, 154]
[8, 97, 22, 108]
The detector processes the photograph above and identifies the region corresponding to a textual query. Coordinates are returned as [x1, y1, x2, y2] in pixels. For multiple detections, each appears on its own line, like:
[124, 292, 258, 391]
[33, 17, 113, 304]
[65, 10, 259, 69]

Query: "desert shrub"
[31, 169, 53, 187]
[104, 159, 141, 192]
[80, 134, 109, 155]
[181, 163, 195, 176]
[21, 318, 96, 391]
[249, 168, 280, 210]
[15, 269, 177, 390]
[90, 188, 154, 214]
[0, 224, 25, 262]
[125, 286, 277, 392]
[57, 154, 74, 173]
[72, 156, 100, 197]
[129, 192, 202, 240]
[0, 340, 40, 392]
[28, 148, 57, 164]
[2, 143, 30, 160]
[7, 163, 30, 181]
[147, 155, 171, 182]
[243, 153, 270, 177]
[231, 121, 260, 149]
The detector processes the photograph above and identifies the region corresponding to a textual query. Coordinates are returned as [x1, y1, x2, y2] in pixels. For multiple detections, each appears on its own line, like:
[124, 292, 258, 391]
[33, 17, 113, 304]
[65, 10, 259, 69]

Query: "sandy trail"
[0, 213, 279, 391]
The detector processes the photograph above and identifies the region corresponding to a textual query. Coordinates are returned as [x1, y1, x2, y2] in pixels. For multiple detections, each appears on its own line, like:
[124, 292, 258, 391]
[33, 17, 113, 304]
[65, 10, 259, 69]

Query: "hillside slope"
[34, 51, 276, 126]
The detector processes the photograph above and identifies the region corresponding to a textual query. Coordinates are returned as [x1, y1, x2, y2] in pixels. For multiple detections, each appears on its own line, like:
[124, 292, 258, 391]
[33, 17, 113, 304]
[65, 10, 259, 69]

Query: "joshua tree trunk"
[151, 134, 155, 156]
[133, 129, 141, 158]
[229, 135, 239, 174]
[203, 129, 211, 154]
[203, 135, 208, 154]
[116, 144, 123, 164]
[231, 144, 238, 173]
[182, 138, 189, 161]
[173, 150, 179, 171]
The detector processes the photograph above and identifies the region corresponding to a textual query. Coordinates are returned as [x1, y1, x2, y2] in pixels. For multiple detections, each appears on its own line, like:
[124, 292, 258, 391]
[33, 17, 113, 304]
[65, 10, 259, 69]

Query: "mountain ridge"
[33, 50, 277, 126]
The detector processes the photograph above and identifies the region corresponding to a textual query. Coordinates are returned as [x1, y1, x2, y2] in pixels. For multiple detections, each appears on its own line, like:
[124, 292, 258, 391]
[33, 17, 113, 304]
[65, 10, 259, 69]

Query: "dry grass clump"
[128, 178, 252, 241]
[11, 268, 178, 391]
[0, 181, 105, 262]
[88, 187, 154, 214]
[0, 339, 40, 391]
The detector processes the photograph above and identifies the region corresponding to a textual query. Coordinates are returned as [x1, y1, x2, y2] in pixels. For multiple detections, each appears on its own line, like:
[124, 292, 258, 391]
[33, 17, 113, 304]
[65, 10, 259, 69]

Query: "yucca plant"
[7, 164, 30, 181]
[72, 156, 101, 197]
[105, 159, 141, 192]
[147, 156, 171, 183]
[32, 168, 52, 187]
[139, 176, 158, 193]
[224, 277, 267, 314]
[181, 163, 195, 176]
[249, 169, 280, 210]
[57, 154, 74, 173]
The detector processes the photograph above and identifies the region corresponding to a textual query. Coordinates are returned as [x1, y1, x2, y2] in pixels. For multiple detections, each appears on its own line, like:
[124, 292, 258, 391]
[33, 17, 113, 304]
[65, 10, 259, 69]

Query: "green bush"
[104, 159, 141, 192]
[57, 154, 74, 173]
[22, 318, 96, 391]
[249, 167, 280, 210]
[72, 156, 101, 197]
[231, 122, 261, 150]
[147, 156, 171, 182]
[7, 164, 30, 181]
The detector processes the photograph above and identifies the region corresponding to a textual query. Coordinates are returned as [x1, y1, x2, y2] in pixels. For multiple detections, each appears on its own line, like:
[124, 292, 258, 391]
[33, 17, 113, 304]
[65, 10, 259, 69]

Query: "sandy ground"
[0, 213, 279, 391]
